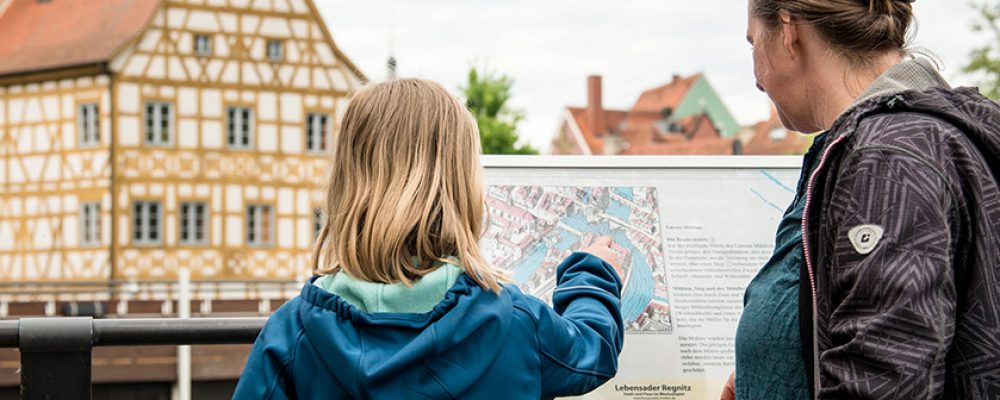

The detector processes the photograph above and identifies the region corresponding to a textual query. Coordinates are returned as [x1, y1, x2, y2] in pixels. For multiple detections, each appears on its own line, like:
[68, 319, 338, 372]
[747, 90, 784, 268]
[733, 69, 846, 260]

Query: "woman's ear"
[779, 11, 799, 60]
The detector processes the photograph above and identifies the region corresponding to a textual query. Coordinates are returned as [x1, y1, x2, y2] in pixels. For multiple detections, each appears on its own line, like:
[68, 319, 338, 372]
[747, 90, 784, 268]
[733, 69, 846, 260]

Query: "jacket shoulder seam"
[262, 327, 306, 400]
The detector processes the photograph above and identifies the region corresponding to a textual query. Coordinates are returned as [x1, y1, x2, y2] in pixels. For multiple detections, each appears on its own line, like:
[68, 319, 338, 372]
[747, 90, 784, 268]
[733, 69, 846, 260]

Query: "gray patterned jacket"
[800, 61, 1000, 399]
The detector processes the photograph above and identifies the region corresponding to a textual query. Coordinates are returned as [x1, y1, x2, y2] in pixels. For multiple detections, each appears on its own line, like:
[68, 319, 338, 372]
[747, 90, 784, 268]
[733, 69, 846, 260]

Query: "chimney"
[587, 75, 605, 137]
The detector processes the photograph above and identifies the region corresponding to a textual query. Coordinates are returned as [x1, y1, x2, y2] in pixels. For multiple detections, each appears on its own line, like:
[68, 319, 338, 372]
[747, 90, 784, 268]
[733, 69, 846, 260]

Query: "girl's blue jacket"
[233, 252, 624, 399]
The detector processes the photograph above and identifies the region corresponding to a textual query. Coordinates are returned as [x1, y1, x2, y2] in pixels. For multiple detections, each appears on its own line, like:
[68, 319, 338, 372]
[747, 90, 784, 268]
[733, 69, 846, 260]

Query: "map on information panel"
[481, 186, 671, 332]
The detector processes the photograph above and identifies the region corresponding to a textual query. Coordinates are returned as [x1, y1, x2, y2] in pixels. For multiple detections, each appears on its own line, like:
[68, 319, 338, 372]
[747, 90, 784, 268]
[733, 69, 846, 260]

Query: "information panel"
[482, 156, 802, 400]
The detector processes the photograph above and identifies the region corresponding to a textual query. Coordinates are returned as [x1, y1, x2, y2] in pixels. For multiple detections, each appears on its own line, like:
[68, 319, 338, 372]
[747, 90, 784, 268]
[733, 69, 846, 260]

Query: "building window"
[247, 205, 273, 246]
[180, 202, 207, 245]
[769, 127, 788, 141]
[227, 106, 254, 149]
[145, 101, 173, 146]
[133, 201, 162, 244]
[81, 202, 101, 246]
[313, 208, 324, 238]
[78, 103, 100, 146]
[306, 113, 328, 153]
[194, 34, 212, 56]
[266, 40, 284, 61]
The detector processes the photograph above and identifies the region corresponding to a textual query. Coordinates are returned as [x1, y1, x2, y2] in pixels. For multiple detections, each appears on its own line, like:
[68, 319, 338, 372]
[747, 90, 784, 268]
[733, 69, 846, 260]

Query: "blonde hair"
[312, 78, 503, 292]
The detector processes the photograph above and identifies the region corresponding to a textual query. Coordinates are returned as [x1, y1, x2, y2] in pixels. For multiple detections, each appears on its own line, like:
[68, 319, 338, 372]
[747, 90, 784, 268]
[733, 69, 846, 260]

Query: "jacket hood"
[832, 59, 1000, 185]
[296, 274, 514, 398]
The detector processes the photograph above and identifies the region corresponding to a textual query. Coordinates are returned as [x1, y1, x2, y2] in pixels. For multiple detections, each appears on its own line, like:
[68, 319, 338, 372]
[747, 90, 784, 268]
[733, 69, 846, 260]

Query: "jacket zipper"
[800, 132, 850, 399]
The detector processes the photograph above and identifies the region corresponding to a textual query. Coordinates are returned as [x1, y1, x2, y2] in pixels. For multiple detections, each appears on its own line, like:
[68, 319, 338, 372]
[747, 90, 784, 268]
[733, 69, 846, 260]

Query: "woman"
[728, 0, 1000, 399]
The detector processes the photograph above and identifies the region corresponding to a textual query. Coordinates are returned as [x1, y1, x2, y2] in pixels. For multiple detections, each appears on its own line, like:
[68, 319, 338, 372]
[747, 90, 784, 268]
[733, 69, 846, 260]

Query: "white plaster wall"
[226, 185, 242, 212]
[7, 98, 23, 124]
[168, 57, 187, 81]
[179, 120, 198, 148]
[278, 188, 294, 215]
[278, 219, 293, 248]
[289, 0, 309, 14]
[63, 215, 78, 247]
[218, 13, 238, 33]
[0, 221, 12, 251]
[260, 17, 290, 37]
[280, 126, 301, 153]
[297, 218, 311, 249]
[225, 216, 242, 246]
[201, 89, 221, 117]
[119, 116, 141, 146]
[147, 56, 166, 80]
[280, 93, 301, 123]
[187, 10, 218, 31]
[244, 185, 259, 201]
[257, 92, 276, 121]
[178, 88, 198, 116]
[118, 83, 140, 114]
[201, 120, 222, 149]
[125, 55, 149, 77]
[240, 15, 260, 35]
[242, 63, 260, 86]
[167, 8, 186, 28]
[23, 97, 41, 124]
[258, 124, 277, 153]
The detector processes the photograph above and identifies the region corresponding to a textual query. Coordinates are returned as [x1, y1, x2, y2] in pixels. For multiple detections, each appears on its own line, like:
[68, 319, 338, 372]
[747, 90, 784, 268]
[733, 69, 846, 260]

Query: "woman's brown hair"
[751, 0, 914, 65]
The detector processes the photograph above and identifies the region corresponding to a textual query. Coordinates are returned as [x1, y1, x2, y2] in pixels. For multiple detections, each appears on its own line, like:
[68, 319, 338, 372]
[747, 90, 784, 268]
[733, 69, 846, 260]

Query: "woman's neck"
[809, 52, 903, 131]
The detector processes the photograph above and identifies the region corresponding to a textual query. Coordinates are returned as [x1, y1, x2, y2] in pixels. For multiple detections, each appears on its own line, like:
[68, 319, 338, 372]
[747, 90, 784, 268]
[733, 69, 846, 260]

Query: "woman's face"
[747, 4, 815, 132]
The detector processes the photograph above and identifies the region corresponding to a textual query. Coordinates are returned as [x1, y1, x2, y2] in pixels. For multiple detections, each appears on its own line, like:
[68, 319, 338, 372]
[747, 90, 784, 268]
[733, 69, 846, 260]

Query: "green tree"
[965, 1, 1000, 100]
[461, 68, 538, 155]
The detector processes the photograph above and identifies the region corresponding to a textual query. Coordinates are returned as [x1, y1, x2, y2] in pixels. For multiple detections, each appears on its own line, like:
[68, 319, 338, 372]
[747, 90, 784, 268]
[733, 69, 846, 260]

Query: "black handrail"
[0, 317, 266, 399]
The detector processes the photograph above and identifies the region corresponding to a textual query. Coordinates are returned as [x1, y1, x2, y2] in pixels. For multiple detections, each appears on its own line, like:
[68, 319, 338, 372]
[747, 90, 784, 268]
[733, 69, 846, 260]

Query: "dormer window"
[195, 34, 212, 56]
[769, 127, 787, 141]
[266, 40, 284, 61]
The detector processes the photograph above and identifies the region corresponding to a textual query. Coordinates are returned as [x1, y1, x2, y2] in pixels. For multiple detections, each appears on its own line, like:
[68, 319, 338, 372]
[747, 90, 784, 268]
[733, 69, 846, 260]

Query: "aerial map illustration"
[481, 185, 672, 332]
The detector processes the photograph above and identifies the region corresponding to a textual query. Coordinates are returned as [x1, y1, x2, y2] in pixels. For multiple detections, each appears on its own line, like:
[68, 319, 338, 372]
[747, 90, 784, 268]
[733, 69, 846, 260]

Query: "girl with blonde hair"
[234, 78, 625, 399]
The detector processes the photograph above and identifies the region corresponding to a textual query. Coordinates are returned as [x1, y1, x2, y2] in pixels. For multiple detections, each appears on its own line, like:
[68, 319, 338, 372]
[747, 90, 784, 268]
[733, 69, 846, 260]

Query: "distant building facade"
[0, 0, 364, 292]
[550, 74, 812, 156]
[550, 74, 740, 155]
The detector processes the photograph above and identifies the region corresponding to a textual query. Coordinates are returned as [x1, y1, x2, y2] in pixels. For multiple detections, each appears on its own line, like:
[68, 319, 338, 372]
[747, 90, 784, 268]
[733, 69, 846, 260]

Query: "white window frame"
[194, 34, 212, 56]
[80, 202, 101, 246]
[266, 39, 284, 61]
[227, 106, 254, 149]
[78, 103, 100, 147]
[179, 202, 208, 245]
[247, 205, 274, 247]
[769, 127, 788, 141]
[306, 113, 329, 154]
[145, 101, 174, 146]
[133, 201, 163, 245]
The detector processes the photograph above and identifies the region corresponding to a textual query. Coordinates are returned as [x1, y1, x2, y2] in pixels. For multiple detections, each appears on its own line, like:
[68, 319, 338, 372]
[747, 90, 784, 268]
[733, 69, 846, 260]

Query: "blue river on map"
[507, 191, 656, 322]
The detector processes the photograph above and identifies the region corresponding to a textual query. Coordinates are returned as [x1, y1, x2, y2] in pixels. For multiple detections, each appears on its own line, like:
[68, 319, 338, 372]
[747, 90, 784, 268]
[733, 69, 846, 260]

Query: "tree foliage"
[965, 1, 1000, 100]
[461, 68, 538, 155]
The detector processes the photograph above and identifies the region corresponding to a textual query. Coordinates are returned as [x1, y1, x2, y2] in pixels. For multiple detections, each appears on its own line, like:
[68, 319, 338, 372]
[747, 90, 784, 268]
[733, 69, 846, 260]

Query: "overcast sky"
[316, 1, 988, 152]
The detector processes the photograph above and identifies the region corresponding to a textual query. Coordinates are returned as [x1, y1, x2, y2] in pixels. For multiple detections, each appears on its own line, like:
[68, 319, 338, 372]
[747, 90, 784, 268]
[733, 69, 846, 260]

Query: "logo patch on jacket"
[848, 224, 884, 255]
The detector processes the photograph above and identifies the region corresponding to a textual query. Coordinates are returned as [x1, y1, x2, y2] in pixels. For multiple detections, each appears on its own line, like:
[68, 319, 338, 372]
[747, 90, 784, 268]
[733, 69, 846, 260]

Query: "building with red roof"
[551, 74, 741, 155]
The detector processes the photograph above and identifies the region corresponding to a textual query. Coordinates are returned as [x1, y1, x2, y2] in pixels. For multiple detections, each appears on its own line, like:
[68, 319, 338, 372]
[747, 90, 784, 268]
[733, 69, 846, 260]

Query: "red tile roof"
[0, 0, 158, 77]
[556, 73, 733, 156]
[631, 74, 701, 113]
[567, 106, 629, 154]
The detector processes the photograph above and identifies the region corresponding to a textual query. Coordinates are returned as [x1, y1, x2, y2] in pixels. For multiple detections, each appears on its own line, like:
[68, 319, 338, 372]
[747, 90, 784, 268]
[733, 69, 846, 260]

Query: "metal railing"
[0, 317, 265, 400]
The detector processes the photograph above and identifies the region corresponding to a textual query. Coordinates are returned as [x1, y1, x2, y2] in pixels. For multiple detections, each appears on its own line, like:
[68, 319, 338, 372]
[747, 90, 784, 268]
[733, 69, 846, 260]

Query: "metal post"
[177, 268, 192, 400]
[18, 317, 93, 400]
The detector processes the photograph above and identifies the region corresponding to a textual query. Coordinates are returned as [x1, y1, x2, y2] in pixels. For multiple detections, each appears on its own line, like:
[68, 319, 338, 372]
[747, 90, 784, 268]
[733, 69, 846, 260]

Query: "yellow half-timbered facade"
[0, 0, 364, 302]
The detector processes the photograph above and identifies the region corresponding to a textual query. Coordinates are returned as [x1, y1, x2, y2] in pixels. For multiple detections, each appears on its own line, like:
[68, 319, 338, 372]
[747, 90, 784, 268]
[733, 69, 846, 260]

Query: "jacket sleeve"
[528, 251, 624, 397]
[816, 141, 957, 399]
[232, 304, 301, 400]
